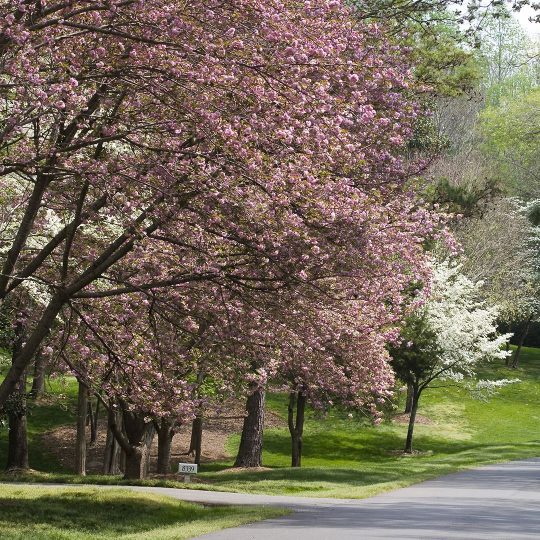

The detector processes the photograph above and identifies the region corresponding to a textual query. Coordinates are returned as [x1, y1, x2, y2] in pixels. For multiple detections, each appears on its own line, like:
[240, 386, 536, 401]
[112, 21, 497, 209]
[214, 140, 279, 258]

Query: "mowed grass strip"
[0, 484, 287, 540]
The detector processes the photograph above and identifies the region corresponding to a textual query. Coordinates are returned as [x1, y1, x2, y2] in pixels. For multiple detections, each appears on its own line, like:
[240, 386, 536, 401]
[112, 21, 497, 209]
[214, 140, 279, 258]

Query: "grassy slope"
[2, 347, 540, 499]
[0, 372, 78, 473]
[0, 485, 286, 540]
[199, 346, 540, 497]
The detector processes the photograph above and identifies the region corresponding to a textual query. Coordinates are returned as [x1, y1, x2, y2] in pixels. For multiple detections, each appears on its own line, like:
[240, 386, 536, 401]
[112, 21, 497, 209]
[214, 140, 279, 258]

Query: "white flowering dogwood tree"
[391, 260, 512, 453]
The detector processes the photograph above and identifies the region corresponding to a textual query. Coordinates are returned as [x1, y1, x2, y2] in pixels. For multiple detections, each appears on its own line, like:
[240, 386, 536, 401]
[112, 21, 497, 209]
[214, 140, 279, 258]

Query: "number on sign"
[178, 463, 198, 474]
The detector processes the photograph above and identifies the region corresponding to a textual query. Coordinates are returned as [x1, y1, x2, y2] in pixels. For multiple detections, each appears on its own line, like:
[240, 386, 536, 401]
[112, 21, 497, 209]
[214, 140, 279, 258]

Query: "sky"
[515, 5, 540, 38]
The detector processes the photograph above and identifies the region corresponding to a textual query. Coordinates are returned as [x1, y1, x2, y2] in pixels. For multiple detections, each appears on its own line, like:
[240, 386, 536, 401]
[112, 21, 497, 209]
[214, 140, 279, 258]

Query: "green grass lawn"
[2, 347, 540, 500]
[0, 373, 78, 473]
[0, 484, 285, 539]
[200, 345, 540, 497]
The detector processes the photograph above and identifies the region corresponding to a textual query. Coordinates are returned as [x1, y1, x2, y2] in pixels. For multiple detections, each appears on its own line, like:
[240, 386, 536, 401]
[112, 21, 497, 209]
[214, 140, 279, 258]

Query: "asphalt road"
[8, 458, 540, 539]
[194, 458, 540, 539]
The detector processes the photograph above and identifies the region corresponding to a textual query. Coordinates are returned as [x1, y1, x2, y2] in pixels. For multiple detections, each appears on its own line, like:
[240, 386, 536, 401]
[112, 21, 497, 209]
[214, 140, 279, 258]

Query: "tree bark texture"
[234, 386, 265, 468]
[6, 319, 29, 471]
[288, 391, 306, 468]
[29, 349, 45, 399]
[103, 427, 122, 475]
[189, 415, 203, 466]
[75, 379, 88, 475]
[103, 406, 122, 474]
[123, 420, 155, 480]
[404, 383, 414, 414]
[156, 418, 175, 474]
[110, 406, 155, 480]
[88, 399, 99, 446]
[512, 316, 533, 369]
[404, 387, 420, 453]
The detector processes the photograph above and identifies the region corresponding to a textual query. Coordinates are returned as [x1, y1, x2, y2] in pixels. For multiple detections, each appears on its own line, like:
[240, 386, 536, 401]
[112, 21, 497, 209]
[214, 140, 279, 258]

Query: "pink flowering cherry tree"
[0, 0, 436, 407]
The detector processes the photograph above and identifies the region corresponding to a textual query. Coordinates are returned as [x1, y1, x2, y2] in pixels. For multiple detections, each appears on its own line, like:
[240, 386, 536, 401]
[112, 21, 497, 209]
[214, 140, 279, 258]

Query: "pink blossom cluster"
[0, 0, 444, 417]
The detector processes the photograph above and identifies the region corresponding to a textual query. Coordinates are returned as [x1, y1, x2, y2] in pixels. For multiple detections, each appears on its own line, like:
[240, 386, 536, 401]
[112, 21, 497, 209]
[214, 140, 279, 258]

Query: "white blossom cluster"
[469, 378, 521, 401]
[425, 260, 512, 380]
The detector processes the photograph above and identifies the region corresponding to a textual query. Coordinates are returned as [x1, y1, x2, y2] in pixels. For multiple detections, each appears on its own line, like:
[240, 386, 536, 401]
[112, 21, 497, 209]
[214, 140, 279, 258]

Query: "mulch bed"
[41, 399, 285, 474]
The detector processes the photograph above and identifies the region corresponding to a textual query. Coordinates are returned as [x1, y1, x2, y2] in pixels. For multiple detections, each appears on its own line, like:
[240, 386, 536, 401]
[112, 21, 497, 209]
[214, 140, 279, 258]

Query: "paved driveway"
[9, 458, 540, 539]
[193, 458, 540, 539]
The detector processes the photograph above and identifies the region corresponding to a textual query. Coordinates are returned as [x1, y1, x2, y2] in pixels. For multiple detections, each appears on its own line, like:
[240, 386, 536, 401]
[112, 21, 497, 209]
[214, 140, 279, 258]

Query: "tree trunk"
[234, 386, 265, 468]
[0, 294, 65, 407]
[188, 415, 203, 466]
[29, 350, 45, 399]
[88, 399, 99, 446]
[123, 420, 155, 480]
[505, 340, 511, 366]
[6, 320, 29, 471]
[6, 400, 29, 471]
[103, 406, 122, 474]
[103, 428, 122, 474]
[75, 379, 88, 475]
[404, 383, 414, 414]
[156, 418, 175, 474]
[288, 391, 306, 468]
[404, 387, 420, 454]
[512, 316, 532, 369]
[124, 444, 150, 479]
[111, 407, 155, 480]
[6, 372, 29, 471]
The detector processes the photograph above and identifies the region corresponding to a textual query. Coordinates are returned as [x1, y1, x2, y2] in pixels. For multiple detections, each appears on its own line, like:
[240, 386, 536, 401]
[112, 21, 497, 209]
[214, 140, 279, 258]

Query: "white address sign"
[178, 463, 198, 474]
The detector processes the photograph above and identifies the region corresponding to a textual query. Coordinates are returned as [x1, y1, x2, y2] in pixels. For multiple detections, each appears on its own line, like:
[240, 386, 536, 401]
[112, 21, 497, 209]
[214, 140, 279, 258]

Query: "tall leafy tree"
[478, 7, 539, 105]
[457, 198, 540, 367]
[481, 89, 540, 198]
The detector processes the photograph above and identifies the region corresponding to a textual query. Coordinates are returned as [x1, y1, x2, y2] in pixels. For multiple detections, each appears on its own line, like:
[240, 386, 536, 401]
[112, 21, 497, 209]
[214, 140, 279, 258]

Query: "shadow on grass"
[206, 466, 403, 488]
[202, 432, 540, 493]
[0, 379, 77, 473]
[0, 489, 205, 535]
[259, 428, 535, 464]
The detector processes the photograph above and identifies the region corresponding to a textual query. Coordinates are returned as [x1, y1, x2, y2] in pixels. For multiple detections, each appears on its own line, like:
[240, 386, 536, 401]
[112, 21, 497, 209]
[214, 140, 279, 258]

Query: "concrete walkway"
[7, 458, 540, 539]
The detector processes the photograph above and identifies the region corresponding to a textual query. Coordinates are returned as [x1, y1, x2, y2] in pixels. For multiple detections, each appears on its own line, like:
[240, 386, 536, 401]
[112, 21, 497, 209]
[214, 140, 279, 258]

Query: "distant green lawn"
[0, 373, 78, 473]
[2, 346, 540, 499]
[0, 484, 285, 539]
[199, 346, 540, 498]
